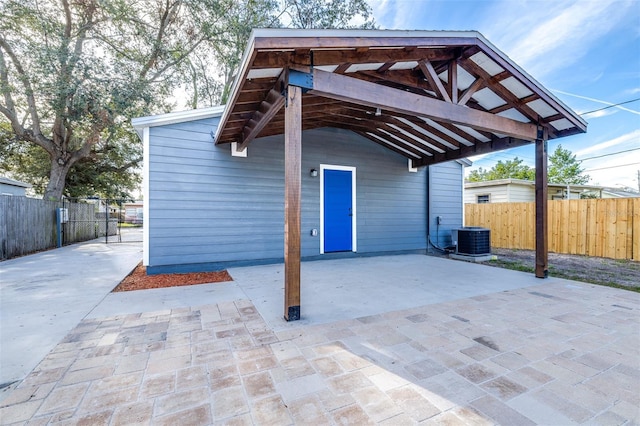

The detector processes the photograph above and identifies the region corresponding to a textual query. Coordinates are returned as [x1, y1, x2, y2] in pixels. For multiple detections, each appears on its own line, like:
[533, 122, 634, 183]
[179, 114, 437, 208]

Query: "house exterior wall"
[464, 184, 512, 203]
[0, 182, 28, 196]
[429, 162, 465, 247]
[146, 118, 465, 274]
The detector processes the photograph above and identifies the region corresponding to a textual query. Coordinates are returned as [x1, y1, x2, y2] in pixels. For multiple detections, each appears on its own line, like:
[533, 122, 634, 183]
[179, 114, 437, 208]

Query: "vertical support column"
[535, 127, 548, 278]
[448, 61, 458, 104]
[284, 84, 302, 321]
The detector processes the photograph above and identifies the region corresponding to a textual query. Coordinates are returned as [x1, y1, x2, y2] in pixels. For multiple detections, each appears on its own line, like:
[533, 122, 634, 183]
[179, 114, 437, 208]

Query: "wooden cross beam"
[308, 69, 538, 141]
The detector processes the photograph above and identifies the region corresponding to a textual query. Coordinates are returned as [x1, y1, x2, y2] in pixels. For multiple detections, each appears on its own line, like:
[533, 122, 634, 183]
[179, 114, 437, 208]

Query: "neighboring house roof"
[601, 188, 640, 198]
[214, 28, 586, 168]
[465, 179, 607, 191]
[0, 176, 31, 189]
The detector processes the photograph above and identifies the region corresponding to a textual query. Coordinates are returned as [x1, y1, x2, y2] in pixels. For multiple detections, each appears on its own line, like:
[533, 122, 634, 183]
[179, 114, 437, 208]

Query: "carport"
[213, 29, 587, 321]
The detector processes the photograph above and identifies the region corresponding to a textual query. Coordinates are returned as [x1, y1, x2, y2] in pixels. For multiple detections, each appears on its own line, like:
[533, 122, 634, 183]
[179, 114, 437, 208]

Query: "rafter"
[419, 60, 451, 103]
[458, 78, 484, 106]
[413, 136, 532, 167]
[237, 70, 286, 151]
[458, 57, 545, 127]
[308, 69, 538, 141]
[334, 105, 451, 153]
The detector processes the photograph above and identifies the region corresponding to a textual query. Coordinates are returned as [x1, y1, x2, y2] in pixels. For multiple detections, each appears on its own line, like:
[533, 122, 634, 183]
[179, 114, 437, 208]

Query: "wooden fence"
[464, 198, 640, 261]
[0, 195, 115, 260]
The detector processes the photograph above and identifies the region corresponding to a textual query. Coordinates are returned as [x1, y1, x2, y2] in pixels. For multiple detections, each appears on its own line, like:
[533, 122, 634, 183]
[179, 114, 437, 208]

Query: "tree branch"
[0, 35, 44, 141]
[140, 0, 180, 80]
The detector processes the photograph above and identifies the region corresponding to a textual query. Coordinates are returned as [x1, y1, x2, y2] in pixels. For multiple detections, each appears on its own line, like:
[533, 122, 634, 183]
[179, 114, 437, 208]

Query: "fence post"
[105, 198, 109, 244]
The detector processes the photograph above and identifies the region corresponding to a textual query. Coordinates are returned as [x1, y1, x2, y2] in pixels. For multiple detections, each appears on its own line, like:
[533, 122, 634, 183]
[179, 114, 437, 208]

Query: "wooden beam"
[535, 127, 549, 278]
[458, 78, 484, 106]
[419, 60, 451, 103]
[284, 84, 302, 321]
[238, 71, 287, 151]
[413, 136, 532, 167]
[254, 36, 475, 51]
[448, 60, 458, 104]
[251, 48, 455, 69]
[308, 69, 538, 141]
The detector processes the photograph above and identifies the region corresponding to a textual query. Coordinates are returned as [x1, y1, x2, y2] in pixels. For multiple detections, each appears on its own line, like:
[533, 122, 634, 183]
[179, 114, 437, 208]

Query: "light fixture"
[310, 169, 318, 177]
[375, 107, 382, 116]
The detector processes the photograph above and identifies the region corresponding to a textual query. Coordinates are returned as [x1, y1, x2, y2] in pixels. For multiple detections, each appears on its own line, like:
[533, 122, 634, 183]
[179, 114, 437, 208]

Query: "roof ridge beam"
[308, 68, 538, 141]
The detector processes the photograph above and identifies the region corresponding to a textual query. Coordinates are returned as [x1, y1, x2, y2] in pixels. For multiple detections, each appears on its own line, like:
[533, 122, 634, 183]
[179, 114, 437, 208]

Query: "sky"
[365, 0, 640, 190]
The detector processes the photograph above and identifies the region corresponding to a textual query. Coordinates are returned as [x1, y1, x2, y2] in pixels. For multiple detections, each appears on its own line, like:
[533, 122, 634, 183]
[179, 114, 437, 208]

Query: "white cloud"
[484, 0, 634, 78]
[575, 129, 640, 157]
[586, 155, 640, 188]
[580, 109, 617, 120]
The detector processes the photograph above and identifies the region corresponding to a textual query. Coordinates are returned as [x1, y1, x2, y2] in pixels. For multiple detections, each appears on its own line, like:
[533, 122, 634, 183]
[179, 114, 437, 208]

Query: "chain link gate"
[60, 198, 142, 245]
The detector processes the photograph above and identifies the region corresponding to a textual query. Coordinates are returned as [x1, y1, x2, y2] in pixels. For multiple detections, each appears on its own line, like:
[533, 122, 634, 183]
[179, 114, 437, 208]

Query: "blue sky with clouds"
[366, 0, 640, 190]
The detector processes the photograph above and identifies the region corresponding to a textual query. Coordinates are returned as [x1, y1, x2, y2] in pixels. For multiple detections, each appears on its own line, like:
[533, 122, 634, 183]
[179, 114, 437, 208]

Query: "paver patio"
[1, 278, 638, 425]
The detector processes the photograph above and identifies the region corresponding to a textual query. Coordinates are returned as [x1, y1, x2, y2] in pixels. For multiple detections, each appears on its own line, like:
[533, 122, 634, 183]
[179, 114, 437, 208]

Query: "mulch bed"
[112, 262, 233, 292]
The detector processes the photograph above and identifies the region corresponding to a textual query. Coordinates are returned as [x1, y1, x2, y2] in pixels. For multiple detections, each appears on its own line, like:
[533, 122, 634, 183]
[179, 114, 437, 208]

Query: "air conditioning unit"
[451, 227, 491, 256]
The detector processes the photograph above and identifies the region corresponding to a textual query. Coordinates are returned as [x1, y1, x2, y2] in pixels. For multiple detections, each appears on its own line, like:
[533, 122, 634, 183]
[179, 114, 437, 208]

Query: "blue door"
[324, 169, 353, 252]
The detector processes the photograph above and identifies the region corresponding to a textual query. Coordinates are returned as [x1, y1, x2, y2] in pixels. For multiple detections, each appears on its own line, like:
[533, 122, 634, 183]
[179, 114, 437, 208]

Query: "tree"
[0, 0, 376, 200]
[548, 144, 589, 185]
[467, 157, 535, 182]
[281, 0, 376, 29]
[207, 0, 376, 106]
[0, 0, 232, 200]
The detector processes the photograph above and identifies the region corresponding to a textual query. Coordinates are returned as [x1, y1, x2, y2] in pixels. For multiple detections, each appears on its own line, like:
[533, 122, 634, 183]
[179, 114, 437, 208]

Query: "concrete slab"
[87, 280, 245, 319]
[0, 237, 141, 387]
[229, 254, 548, 331]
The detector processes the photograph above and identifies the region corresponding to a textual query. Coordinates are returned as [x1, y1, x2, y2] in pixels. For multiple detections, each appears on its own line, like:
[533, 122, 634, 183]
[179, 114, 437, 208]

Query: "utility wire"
[579, 147, 640, 161]
[579, 98, 640, 115]
[584, 162, 640, 172]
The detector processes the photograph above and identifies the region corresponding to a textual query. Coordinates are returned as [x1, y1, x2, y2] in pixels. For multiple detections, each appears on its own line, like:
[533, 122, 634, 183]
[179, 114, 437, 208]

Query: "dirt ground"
[487, 248, 640, 289]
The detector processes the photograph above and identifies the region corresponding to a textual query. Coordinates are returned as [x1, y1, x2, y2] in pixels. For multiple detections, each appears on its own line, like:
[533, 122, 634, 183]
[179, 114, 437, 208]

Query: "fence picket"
[464, 198, 638, 261]
[0, 195, 111, 260]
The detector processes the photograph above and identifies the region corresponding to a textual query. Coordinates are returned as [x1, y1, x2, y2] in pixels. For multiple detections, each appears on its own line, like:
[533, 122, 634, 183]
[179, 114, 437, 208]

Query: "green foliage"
[548, 144, 590, 185]
[467, 146, 590, 185]
[0, 121, 141, 198]
[0, 0, 233, 199]
[0, 0, 377, 198]
[467, 157, 535, 182]
[282, 0, 376, 29]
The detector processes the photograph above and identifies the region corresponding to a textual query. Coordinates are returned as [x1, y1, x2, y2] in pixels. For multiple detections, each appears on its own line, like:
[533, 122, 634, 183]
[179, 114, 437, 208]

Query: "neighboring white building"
[0, 176, 31, 196]
[463, 179, 621, 203]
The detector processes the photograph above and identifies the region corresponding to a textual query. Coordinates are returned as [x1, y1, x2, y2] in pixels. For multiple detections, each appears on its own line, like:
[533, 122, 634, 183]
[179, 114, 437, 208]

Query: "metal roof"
[214, 28, 586, 167]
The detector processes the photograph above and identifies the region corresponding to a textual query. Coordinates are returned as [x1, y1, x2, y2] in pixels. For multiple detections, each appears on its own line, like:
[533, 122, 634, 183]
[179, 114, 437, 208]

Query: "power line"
[579, 98, 640, 116]
[584, 162, 640, 172]
[579, 147, 640, 161]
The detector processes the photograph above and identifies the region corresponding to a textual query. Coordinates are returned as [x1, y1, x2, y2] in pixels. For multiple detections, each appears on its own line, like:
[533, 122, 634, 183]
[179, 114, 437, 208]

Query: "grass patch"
[118, 222, 142, 228]
[488, 258, 640, 293]
[488, 259, 533, 273]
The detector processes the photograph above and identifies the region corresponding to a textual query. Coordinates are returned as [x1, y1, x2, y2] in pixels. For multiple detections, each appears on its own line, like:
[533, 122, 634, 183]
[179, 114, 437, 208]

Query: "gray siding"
[429, 161, 464, 248]
[148, 121, 433, 273]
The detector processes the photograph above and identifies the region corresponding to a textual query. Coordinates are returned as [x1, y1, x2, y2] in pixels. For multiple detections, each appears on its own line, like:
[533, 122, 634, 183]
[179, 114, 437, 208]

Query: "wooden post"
[535, 127, 548, 278]
[284, 84, 302, 321]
